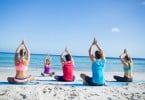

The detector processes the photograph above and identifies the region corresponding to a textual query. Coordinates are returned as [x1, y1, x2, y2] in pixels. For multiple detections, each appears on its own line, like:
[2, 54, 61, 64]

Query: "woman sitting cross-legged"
[113, 49, 133, 82]
[41, 54, 55, 77]
[7, 40, 34, 84]
[80, 38, 106, 86]
[54, 48, 75, 82]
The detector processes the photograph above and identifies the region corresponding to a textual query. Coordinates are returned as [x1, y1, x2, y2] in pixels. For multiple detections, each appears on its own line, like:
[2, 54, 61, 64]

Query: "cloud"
[111, 27, 120, 33]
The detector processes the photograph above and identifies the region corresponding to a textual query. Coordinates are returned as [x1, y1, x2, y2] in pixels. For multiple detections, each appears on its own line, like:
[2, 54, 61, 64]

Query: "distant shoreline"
[1, 51, 145, 60]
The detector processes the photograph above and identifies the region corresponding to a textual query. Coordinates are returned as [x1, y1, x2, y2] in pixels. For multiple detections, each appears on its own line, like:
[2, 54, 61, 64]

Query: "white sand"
[0, 68, 145, 100]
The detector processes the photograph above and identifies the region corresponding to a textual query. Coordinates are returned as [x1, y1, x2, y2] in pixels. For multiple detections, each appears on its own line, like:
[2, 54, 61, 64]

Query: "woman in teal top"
[114, 49, 133, 82]
[80, 38, 106, 86]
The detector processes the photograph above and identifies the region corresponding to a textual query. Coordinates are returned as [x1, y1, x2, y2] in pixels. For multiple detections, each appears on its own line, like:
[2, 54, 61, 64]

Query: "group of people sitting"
[7, 38, 133, 86]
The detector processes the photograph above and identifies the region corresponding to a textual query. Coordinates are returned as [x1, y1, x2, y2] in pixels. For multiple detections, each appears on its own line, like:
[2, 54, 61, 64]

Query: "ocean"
[0, 52, 145, 72]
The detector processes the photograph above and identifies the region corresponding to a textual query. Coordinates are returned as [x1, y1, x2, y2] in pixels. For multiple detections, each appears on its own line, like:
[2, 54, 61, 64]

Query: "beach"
[0, 52, 145, 100]
[0, 69, 145, 100]
[1, 0, 145, 99]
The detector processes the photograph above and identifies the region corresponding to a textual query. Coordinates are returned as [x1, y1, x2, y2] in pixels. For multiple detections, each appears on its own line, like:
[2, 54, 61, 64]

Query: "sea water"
[0, 52, 145, 72]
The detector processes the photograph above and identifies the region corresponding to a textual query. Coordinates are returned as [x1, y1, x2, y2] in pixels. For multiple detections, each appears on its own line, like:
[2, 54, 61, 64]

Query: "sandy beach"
[1, 0, 145, 99]
[0, 69, 145, 100]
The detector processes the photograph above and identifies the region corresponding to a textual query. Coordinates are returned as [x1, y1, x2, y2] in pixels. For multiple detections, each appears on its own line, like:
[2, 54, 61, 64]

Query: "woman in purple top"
[41, 54, 55, 77]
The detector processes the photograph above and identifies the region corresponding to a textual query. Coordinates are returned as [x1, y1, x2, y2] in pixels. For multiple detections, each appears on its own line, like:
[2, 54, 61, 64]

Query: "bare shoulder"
[23, 59, 29, 66]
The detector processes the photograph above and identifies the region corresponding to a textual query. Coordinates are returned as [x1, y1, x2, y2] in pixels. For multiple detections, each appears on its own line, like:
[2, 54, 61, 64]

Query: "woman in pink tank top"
[7, 40, 34, 84]
[54, 48, 75, 82]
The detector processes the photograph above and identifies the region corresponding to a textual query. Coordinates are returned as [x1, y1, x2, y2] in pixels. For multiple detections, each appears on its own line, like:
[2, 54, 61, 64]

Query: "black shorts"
[114, 75, 133, 82]
[84, 76, 104, 86]
[56, 76, 75, 82]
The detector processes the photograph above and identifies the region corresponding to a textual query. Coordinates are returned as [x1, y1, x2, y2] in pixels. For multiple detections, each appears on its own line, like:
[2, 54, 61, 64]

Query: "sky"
[0, 0, 145, 58]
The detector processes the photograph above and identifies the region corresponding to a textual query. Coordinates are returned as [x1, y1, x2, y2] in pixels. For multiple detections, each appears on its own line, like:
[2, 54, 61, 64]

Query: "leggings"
[114, 75, 133, 82]
[84, 76, 104, 86]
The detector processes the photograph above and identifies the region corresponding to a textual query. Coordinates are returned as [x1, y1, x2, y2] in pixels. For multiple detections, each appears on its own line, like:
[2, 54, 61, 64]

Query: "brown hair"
[65, 54, 71, 61]
[46, 58, 51, 64]
[125, 55, 131, 61]
[95, 50, 103, 59]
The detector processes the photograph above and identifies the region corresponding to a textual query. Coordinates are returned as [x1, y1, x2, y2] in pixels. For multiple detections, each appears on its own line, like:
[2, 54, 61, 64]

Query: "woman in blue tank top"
[113, 49, 133, 82]
[80, 38, 106, 86]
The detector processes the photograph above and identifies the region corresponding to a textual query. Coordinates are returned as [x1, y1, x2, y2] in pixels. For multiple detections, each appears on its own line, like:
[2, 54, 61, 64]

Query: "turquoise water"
[0, 52, 145, 72]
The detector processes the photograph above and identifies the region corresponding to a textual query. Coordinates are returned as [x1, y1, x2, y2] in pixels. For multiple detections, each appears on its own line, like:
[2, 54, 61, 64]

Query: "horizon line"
[0, 51, 145, 60]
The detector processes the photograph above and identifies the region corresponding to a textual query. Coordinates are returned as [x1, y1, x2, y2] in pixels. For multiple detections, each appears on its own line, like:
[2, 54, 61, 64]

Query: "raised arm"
[124, 49, 133, 66]
[94, 38, 105, 59]
[15, 41, 23, 65]
[44, 55, 48, 64]
[23, 40, 30, 62]
[119, 49, 128, 66]
[60, 50, 66, 65]
[89, 43, 95, 62]
[44, 54, 51, 64]
[89, 38, 105, 62]
[60, 48, 74, 65]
